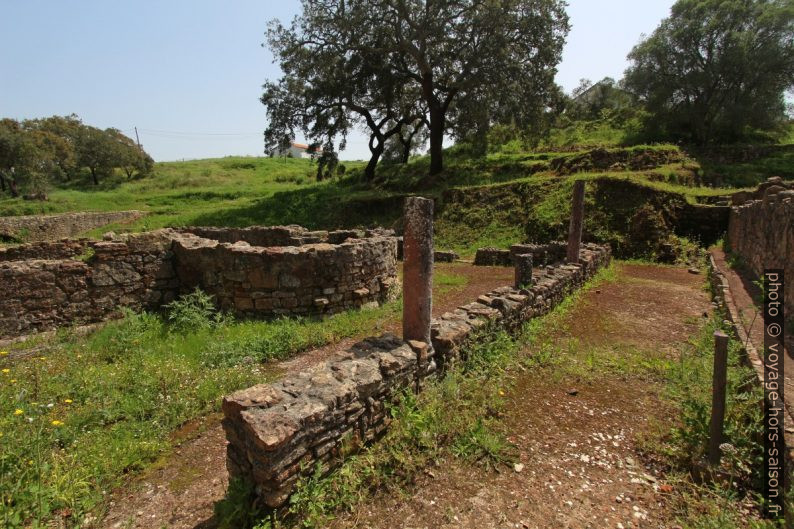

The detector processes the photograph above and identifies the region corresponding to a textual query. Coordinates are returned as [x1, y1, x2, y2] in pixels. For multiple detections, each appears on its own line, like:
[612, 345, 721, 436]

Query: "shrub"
[164, 288, 220, 331]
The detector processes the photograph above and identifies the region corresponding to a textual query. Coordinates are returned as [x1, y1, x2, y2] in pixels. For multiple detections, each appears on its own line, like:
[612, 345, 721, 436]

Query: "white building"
[272, 142, 321, 159]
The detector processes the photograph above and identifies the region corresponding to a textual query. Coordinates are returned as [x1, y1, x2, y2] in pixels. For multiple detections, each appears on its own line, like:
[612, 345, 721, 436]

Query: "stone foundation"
[173, 234, 398, 317]
[474, 241, 567, 267]
[1, 230, 178, 338]
[727, 179, 794, 323]
[0, 210, 145, 242]
[0, 226, 399, 338]
[222, 243, 611, 509]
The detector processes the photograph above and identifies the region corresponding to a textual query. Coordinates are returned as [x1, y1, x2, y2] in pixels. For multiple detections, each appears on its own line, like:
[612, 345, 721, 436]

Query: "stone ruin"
[0, 210, 145, 243]
[474, 241, 568, 267]
[221, 193, 614, 511]
[727, 177, 794, 322]
[0, 225, 399, 339]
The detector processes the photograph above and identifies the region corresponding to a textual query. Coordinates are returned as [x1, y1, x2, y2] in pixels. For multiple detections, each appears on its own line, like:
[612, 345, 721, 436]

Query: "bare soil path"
[99, 263, 514, 529]
[327, 264, 712, 529]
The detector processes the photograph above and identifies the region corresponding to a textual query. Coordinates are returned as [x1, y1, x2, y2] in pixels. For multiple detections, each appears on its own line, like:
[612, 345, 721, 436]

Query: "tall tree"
[76, 126, 117, 185]
[0, 119, 24, 197]
[264, 1, 425, 181]
[106, 128, 154, 178]
[624, 0, 794, 144]
[0, 119, 63, 198]
[372, 0, 569, 175]
[23, 115, 82, 178]
[263, 0, 569, 178]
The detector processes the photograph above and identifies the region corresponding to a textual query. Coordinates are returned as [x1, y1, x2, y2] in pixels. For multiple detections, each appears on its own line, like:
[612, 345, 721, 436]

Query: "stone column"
[567, 180, 586, 264]
[402, 196, 434, 345]
[514, 253, 533, 289]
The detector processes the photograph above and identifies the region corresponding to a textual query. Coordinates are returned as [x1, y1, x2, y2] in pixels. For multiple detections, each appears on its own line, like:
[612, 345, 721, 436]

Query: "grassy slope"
[0, 157, 396, 233]
[1, 137, 790, 246]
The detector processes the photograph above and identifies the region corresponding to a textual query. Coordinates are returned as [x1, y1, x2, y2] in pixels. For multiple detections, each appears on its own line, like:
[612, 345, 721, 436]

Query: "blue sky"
[0, 1, 675, 162]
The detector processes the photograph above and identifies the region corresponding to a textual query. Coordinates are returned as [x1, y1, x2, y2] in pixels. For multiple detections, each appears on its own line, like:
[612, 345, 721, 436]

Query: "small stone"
[688, 267, 700, 274]
[514, 463, 525, 473]
[567, 388, 579, 396]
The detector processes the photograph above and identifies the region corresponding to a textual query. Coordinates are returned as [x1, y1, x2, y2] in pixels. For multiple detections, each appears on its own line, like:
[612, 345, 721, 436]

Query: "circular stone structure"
[173, 225, 400, 317]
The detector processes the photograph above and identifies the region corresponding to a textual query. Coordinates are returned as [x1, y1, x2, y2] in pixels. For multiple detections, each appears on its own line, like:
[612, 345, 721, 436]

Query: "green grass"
[695, 147, 794, 188]
[212, 264, 618, 529]
[651, 317, 773, 528]
[0, 157, 396, 235]
[433, 270, 468, 294]
[0, 293, 400, 528]
[517, 265, 779, 527]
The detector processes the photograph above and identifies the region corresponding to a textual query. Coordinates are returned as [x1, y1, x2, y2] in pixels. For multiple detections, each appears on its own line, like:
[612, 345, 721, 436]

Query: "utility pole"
[134, 127, 142, 150]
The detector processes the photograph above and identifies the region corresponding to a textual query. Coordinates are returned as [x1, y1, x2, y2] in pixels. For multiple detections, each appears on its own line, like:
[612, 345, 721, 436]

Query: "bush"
[164, 288, 221, 331]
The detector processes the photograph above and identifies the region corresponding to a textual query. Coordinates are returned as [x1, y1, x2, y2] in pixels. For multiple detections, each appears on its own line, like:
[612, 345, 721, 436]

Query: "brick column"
[402, 196, 434, 344]
[567, 180, 586, 264]
[514, 253, 533, 289]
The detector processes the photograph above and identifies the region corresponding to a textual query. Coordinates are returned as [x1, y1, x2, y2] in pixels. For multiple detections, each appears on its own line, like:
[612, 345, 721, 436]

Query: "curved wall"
[173, 235, 399, 316]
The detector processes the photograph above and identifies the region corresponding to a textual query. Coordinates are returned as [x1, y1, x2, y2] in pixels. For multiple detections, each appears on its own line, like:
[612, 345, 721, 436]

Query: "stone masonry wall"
[0, 210, 145, 242]
[0, 239, 92, 261]
[727, 185, 794, 324]
[221, 243, 611, 509]
[0, 230, 178, 338]
[474, 241, 567, 267]
[1, 227, 400, 338]
[180, 226, 322, 247]
[172, 235, 399, 317]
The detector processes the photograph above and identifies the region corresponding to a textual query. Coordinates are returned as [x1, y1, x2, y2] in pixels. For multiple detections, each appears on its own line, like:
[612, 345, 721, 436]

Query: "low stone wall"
[173, 235, 399, 317]
[727, 183, 794, 323]
[0, 239, 92, 261]
[180, 225, 322, 247]
[474, 241, 567, 267]
[0, 230, 178, 337]
[221, 243, 611, 509]
[1, 226, 400, 338]
[0, 211, 145, 242]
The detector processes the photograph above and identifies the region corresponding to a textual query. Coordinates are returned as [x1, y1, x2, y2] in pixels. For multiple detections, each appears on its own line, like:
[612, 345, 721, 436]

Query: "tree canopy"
[0, 115, 153, 198]
[624, 0, 794, 144]
[262, 0, 569, 179]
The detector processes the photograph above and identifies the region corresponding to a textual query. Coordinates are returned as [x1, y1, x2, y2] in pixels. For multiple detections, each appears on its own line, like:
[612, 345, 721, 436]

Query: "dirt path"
[100, 263, 514, 529]
[328, 264, 712, 529]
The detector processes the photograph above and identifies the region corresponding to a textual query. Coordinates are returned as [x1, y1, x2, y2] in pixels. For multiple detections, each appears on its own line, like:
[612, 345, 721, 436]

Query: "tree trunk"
[401, 141, 412, 164]
[428, 105, 444, 176]
[0, 173, 6, 192]
[400, 128, 418, 164]
[364, 141, 385, 181]
[8, 177, 19, 198]
[90, 167, 99, 185]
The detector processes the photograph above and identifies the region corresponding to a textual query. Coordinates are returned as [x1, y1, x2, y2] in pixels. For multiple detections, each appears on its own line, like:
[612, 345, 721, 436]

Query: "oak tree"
[624, 0, 794, 144]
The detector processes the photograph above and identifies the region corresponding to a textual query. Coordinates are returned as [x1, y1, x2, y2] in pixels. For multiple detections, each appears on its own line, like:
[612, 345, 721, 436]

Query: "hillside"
[1, 141, 792, 261]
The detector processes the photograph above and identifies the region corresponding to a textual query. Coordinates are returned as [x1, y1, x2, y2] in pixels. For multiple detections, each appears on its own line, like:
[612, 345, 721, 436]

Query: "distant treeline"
[0, 115, 153, 199]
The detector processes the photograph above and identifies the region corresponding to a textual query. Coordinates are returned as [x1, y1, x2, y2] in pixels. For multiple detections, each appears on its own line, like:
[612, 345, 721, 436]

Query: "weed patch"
[0, 299, 399, 527]
[211, 265, 619, 529]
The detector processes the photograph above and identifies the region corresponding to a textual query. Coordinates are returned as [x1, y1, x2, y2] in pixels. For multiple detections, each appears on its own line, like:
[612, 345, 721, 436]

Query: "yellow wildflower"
[0, 351, 8, 356]
[1, 368, 9, 374]
[64, 399, 73, 404]
[13, 409, 23, 416]
[9, 379, 16, 384]
[498, 390, 505, 396]
[51, 420, 64, 427]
